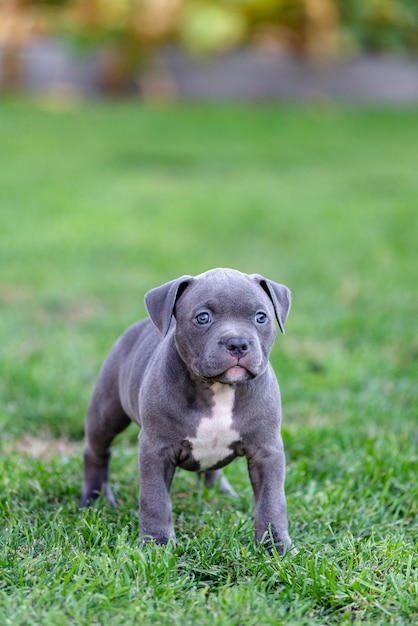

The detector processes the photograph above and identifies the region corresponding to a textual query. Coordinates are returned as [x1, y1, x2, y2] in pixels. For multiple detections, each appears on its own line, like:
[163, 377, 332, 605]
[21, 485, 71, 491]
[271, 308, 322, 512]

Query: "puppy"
[82, 268, 292, 553]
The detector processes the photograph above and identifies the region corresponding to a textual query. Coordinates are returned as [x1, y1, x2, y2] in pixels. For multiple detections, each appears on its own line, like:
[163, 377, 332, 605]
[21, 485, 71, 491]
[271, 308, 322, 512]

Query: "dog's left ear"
[252, 275, 291, 334]
[145, 275, 193, 336]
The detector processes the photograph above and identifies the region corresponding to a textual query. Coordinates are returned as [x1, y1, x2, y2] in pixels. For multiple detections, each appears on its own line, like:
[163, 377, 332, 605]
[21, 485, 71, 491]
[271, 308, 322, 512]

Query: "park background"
[0, 2, 417, 625]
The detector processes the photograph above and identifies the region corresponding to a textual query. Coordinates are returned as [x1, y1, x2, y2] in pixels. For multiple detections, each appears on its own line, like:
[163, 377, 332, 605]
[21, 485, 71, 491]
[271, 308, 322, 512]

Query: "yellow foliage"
[179, 2, 246, 55]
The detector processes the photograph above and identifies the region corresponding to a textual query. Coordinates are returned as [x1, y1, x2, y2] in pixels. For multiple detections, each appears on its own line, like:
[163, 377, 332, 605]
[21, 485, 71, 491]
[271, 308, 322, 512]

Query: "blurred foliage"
[1, 0, 418, 56]
[1, 1, 418, 92]
[336, 0, 418, 54]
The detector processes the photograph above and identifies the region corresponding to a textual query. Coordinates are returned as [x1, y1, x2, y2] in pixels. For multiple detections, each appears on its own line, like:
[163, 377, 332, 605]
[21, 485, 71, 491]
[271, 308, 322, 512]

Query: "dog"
[82, 268, 292, 553]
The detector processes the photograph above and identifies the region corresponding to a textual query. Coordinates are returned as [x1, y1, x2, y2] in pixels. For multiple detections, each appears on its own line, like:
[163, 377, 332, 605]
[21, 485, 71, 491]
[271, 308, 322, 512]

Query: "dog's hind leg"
[81, 388, 131, 507]
[201, 469, 238, 497]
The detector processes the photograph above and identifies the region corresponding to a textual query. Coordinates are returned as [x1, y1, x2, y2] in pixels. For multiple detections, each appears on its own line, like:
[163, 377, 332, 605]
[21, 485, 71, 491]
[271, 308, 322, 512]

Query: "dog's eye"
[255, 311, 267, 324]
[195, 312, 211, 325]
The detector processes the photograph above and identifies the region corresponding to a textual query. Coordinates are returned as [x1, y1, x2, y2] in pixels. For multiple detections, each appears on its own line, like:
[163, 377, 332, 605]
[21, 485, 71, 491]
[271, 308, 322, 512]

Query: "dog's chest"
[187, 383, 240, 471]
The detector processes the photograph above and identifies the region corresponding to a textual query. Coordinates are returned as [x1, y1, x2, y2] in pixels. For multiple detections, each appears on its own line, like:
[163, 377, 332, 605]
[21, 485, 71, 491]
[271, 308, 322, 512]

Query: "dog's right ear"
[145, 276, 193, 336]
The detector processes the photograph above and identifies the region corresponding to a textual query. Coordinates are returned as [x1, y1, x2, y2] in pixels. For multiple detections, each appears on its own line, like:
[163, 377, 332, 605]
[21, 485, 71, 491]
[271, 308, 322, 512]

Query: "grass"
[0, 98, 417, 624]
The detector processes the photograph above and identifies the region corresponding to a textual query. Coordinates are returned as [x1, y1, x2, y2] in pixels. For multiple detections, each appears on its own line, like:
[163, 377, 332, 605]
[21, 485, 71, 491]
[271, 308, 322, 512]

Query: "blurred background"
[1, 0, 418, 101]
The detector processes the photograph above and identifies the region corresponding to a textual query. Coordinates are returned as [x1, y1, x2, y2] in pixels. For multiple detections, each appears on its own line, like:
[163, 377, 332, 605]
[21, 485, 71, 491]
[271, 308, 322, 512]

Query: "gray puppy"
[82, 268, 292, 553]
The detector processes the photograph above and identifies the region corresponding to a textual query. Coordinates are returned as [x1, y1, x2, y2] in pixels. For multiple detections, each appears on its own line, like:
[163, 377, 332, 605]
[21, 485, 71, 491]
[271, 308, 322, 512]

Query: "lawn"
[0, 99, 417, 625]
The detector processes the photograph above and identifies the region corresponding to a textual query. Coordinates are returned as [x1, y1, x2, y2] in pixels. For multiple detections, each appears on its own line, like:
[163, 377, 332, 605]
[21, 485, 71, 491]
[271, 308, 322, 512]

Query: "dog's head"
[145, 268, 291, 384]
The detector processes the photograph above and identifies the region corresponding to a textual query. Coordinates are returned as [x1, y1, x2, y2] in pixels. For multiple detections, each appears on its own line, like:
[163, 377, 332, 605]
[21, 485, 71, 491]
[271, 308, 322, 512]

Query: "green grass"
[0, 99, 417, 624]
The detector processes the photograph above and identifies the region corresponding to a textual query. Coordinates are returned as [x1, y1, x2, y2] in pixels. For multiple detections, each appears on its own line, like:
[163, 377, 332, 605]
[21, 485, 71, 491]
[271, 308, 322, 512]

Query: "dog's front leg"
[138, 433, 176, 546]
[246, 439, 291, 555]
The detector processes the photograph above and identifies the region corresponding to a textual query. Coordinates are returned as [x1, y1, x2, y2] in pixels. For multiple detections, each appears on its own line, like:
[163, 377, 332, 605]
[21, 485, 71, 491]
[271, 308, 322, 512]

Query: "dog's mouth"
[225, 365, 251, 381]
[195, 352, 263, 385]
[214, 365, 254, 384]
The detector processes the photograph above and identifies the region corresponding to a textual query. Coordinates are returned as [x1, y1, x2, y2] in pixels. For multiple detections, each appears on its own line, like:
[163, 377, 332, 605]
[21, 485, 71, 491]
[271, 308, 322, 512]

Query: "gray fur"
[82, 268, 292, 554]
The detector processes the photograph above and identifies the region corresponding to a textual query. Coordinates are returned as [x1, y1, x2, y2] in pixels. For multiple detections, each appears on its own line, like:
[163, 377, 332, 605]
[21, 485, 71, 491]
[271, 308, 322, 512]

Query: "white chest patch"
[188, 383, 240, 471]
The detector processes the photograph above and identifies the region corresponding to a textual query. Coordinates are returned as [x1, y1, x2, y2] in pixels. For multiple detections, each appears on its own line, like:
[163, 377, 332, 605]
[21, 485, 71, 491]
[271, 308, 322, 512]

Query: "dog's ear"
[252, 275, 291, 334]
[145, 276, 193, 336]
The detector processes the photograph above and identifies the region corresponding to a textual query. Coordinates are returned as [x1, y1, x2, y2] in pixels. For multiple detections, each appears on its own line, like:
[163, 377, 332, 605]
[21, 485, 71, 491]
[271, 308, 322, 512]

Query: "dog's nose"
[225, 336, 250, 357]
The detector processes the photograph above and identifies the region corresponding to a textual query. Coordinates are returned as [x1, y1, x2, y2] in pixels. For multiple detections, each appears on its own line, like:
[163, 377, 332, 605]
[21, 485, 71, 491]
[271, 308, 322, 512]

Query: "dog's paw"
[81, 483, 116, 508]
[259, 529, 294, 556]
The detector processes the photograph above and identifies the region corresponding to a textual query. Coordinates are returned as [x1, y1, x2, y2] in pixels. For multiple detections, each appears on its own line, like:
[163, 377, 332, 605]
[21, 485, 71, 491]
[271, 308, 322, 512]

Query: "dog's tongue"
[225, 365, 247, 382]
